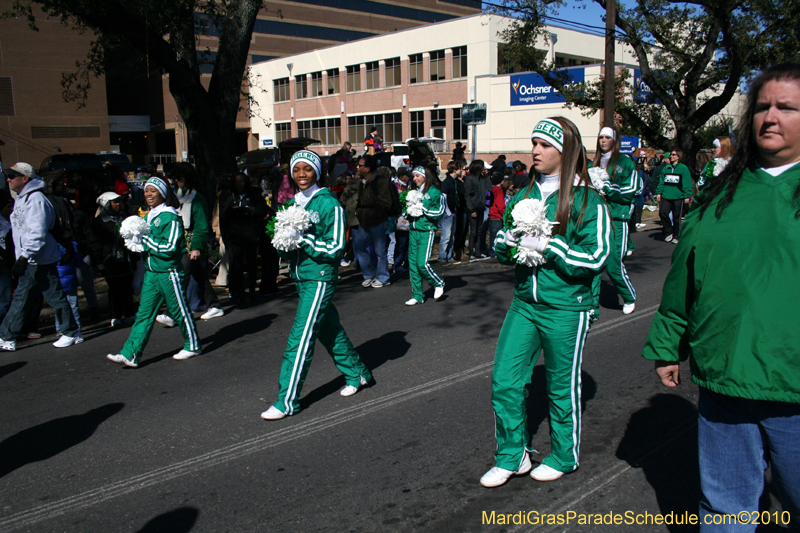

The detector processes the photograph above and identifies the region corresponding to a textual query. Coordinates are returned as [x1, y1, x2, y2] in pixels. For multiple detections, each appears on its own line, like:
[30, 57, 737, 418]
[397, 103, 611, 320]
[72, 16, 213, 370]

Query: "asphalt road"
[0, 226, 782, 532]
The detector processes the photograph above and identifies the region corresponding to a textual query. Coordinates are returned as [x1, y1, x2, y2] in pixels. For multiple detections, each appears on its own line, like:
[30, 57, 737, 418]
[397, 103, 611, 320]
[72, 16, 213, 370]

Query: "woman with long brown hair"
[481, 117, 611, 488]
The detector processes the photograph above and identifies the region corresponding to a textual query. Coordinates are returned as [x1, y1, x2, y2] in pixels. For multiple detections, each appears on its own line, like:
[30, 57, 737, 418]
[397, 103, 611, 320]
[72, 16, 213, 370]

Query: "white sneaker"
[361, 278, 375, 288]
[625, 250, 633, 257]
[622, 302, 635, 315]
[405, 298, 423, 306]
[664, 235, 673, 243]
[636, 223, 646, 229]
[340, 259, 351, 267]
[110, 318, 122, 327]
[480, 453, 532, 488]
[156, 314, 176, 327]
[107, 353, 138, 368]
[340, 377, 368, 397]
[260, 406, 286, 420]
[530, 463, 564, 481]
[371, 279, 386, 288]
[672, 238, 679, 244]
[0, 338, 16, 351]
[434, 284, 445, 300]
[200, 307, 224, 320]
[173, 349, 201, 360]
[53, 333, 84, 348]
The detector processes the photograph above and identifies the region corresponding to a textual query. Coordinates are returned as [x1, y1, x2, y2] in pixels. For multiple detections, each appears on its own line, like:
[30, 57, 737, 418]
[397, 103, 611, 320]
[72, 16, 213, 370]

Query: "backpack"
[387, 180, 402, 217]
[36, 191, 76, 263]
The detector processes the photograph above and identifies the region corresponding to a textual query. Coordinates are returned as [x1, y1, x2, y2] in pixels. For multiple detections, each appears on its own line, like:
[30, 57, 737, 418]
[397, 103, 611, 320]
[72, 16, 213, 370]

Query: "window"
[452, 46, 467, 78]
[555, 56, 565, 67]
[385, 57, 401, 87]
[409, 54, 423, 84]
[410, 111, 425, 138]
[346, 65, 361, 92]
[0, 77, 14, 115]
[296, 118, 340, 145]
[295, 75, 307, 99]
[327, 69, 340, 95]
[311, 71, 323, 97]
[430, 109, 446, 139]
[452, 108, 468, 140]
[275, 122, 291, 143]
[496, 43, 516, 75]
[297, 120, 311, 138]
[430, 50, 445, 81]
[365, 61, 380, 90]
[581, 61, 591, 66]
[568, 58, 577, 67]
[273, 78, 290, 102]
[347, 113, 402, 145]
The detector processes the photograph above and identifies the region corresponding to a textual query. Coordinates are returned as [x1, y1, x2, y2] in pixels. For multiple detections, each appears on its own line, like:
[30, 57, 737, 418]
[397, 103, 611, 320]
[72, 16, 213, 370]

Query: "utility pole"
[604, 0, 616, 127]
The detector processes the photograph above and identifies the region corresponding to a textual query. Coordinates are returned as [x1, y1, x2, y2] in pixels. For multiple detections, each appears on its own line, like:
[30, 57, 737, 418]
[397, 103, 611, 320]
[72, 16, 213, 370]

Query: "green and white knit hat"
[290, 150, 322, 180]
[531, 119, 564, 153]
[411, 166, 427, 177]
[145, 176, 169, 199]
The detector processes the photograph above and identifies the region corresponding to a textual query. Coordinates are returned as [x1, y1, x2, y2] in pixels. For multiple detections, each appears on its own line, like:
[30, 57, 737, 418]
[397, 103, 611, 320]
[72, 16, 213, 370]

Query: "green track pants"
[274, 280, 372, 415]
[492, 298, 591, 472]
[409, 229, 443, 302]
[607, 220, 636, 305]
[121, 269, 201, 364]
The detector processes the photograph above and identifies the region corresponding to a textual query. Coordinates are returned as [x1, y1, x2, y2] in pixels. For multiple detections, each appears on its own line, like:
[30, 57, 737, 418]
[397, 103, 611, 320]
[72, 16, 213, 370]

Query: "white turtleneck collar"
[600, 151, 612, 168]
[537, 173, 560, 199]
[294, 184, 321, 208]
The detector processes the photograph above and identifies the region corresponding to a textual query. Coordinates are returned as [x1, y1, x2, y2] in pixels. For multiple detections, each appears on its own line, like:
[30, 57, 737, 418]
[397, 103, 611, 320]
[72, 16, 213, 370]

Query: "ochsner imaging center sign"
[510, 69, 584, 106]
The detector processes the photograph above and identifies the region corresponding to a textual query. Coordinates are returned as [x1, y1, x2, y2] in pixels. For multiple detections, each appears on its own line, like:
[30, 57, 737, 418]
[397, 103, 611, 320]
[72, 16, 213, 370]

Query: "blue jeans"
[55, 288, 82, 331]
[393, 230, 409, 273]
[0, 261, 79, 339]
[438, 213, 455, 261]
[353, 221, 390, 283]
[0, 269, 12, 324]
[488, 218, 503, 257]
[698, 388, 800, 532]
[75, 254, 99, 308]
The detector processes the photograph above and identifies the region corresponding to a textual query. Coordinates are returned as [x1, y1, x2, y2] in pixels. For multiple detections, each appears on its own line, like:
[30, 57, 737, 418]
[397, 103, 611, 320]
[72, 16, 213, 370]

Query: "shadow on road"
[525, 367, 598, 446]
[199, 313, 277, 354]
[0, 402, 124, 479]
[300, 330, 411, 411]
[136, 507, 199, 533]
[0, 361, 26, 381]
[617, 394, 700, 532]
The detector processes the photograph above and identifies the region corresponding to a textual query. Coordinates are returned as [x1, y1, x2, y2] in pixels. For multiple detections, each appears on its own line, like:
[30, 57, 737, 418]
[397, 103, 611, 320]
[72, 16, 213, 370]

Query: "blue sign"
[620, 136, 640, 155]
[633, 69, 661, 104]
[510, 69, 585, 106]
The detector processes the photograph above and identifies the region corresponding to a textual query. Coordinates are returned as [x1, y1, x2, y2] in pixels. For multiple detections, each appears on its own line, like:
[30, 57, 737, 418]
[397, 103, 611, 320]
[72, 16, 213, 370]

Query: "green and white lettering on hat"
[531, 119, 564, 153]
[290, 150, 322, 180]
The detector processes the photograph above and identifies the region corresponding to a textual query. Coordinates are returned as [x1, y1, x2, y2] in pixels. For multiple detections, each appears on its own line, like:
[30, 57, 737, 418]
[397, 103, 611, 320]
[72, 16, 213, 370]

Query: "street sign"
[462, 103, 487, 126]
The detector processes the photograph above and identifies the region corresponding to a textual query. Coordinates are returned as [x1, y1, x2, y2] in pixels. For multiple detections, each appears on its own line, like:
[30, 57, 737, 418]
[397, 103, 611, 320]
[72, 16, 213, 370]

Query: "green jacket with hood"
[277, 187, 344, 284]
[141, 206, 186, 273]
[494, 179, 611, 311]
[409, 186, 446, 232]
[591, 153, 642, 220]
[642, 163, 800, 403]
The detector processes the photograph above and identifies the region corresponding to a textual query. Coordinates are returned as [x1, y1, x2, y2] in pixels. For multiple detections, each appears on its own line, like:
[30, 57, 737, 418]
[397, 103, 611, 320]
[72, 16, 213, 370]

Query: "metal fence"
[147, 154, 196, 166]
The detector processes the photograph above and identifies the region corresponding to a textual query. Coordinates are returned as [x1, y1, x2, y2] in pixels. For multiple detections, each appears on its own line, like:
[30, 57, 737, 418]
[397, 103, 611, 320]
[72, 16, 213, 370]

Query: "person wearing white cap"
[591, 125, 641, 315]
[482, 118, 611, 488]
[261, 150, 372, 421]
[106, 176, 201, 367]
[0, 163, 83, 351]
[89, 191, 137, 327]
[404, 166, 446, 305]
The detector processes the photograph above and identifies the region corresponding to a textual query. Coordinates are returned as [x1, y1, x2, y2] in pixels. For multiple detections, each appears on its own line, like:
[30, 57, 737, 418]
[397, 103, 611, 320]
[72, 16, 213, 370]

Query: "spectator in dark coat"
[219, 173, 268, 304]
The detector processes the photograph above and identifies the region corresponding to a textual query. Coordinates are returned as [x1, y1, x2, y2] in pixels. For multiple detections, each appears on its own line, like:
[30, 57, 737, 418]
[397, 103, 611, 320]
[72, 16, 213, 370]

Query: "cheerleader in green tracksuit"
[592, 126, 641, 315]
[405, 166, 446, 306]
[261, 151, 373, 421]
[480, 117, 611, 488]
[107, 177, 201, 368]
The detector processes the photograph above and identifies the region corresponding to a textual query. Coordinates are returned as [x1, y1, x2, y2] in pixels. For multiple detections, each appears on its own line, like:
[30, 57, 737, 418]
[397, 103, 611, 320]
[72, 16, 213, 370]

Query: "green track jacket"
[277, 188, 344, 283]
[495, 180, 611, 311]
[654, 162, 693, 200]
[142, 206, 186, 273]
[409, 187, 446, 232]
[643, 163, 800, 403]
[592, 154, 642, 220]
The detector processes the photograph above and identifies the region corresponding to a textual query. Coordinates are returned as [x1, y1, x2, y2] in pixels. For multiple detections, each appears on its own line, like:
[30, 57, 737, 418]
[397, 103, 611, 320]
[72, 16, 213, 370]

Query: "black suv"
[38, 153, 105, 190]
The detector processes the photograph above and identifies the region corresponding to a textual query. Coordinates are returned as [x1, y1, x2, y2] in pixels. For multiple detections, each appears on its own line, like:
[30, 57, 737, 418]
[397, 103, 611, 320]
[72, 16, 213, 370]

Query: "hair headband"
[290, 150, 322, 180]
[599, 127, 616, 140]
[531, 119, 564, 153]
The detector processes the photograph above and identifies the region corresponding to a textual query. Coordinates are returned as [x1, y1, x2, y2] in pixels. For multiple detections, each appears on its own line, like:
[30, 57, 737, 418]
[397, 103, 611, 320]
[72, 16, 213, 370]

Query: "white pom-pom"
[588, 167, 609, 194]
[405, 189, 425, 218]
[120, 216, 151, 252]
[272, 204, 311, 252]
[712, 158, 728, 177]
[511, 198, 554, 237]
[514, 246, 546, 267]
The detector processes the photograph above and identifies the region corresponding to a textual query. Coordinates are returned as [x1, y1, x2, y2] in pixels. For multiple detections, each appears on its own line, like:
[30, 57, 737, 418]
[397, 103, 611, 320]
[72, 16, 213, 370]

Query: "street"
[0, 227, 763, 532]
